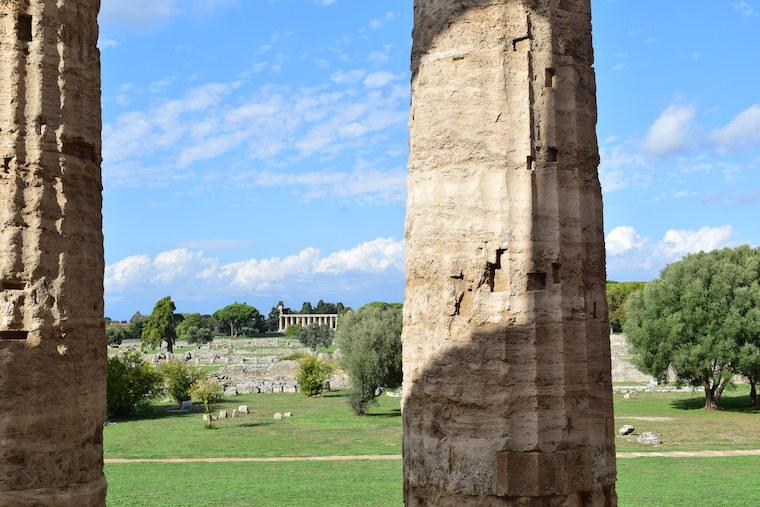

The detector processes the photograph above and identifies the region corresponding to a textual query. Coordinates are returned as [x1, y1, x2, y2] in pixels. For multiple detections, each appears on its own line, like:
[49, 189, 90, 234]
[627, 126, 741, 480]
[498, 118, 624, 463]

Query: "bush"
[296, 356, 334, 397]
[191, 377, 224, 428]
[183, 326, 214, 345]
[334, 303, 402, 415]
[107, 326, 131, 346]
[284, 324, 302, 338]
[297, 324, 334, 351]
[281, 351, 307, 362]
[161, 360, 205, 407]
[107, 351, 164, 418]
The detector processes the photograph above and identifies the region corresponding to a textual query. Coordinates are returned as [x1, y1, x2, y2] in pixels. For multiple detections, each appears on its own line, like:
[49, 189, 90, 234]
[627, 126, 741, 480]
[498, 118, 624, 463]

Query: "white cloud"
[364, 71, 399, 89]
[733, 1, 757, 16]
[315, 0, 337, 5]
[99, 38, 119, 49]
[606, 226, 647, 255]
[316, 238, 404, 274]
[106, 237, 404, 294]
[660, 226, 734, 257]
[710, 104, 760, 153]
[641, 104, 697, 156]
[100, 0, 238, 27]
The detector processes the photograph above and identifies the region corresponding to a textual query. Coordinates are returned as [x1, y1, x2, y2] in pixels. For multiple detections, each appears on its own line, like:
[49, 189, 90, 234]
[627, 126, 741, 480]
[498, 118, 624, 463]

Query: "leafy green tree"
[213, 303, 262, 337]
[300, 302, 314, 314]
[625, 247, 760, 409]
[334, 302, 403, 415]
[606, 281, 646, 333]
[177, 313, 216, 344]
[298, 324, 335, 351]
[141, 297, 179, 353]
[107, 351, 164, 418]
[129, 311, 147, 340]
[296, 355, 334, 397]
[161, 360, 205, 407]
[107, 325, 131, 346]
[191, 377, 224, 428]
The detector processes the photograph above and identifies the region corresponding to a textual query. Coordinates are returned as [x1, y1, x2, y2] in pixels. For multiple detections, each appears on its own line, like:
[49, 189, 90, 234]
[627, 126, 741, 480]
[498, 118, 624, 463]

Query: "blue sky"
[99, 0, 760, 319]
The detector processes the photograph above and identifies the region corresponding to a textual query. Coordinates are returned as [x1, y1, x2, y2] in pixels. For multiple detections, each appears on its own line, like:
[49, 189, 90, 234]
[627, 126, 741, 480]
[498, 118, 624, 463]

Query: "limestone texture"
[0, 1, 106, 505]
[402, 1, 617, 505]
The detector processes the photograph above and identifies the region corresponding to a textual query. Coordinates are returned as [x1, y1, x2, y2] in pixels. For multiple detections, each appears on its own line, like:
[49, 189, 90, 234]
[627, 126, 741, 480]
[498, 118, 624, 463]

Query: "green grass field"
[105, 388, 760, 506]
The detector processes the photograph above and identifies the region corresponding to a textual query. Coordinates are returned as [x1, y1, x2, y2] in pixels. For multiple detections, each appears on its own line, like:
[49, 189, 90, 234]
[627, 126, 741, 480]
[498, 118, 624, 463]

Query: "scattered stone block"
[232, 409, 238, 418]
[238, 405, 250, 414]
[618, 425, 635, 436]
[283, 412, 293, 418]
[273, 412, 283, 420]
[636, 432, 662, 446]
[219, 410, 228, 420]
[623, 392, 632, 400]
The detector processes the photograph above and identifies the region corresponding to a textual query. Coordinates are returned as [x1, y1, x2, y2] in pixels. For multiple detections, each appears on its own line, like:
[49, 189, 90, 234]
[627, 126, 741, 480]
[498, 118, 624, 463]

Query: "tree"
[107, 325, 131, 346]
[107, 351, 164, 418]
[300, 302, 314, 314]
[297, 324, 334, 351]
[129, 311, 147, 340]
[625, 247, 760, 409]
[177, 313, 216, 345]
[296, 356, 334, 397]
[161, 360, 205, 407]
[191, 377, 224, 428]
[334, 302, 403, 415]
[606, 282, 645, 333]
[141, 297, 179, 353]
[213, 303, 262, 337]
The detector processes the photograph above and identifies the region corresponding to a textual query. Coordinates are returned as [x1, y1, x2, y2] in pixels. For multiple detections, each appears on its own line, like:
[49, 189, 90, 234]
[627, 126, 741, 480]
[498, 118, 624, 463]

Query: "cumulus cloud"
[105, 237, 404, 294]
[660, 226, 735, 257]
[710, 104, 760, 153]
[606, 226, 647, 255]
[641, 104, 697, 156]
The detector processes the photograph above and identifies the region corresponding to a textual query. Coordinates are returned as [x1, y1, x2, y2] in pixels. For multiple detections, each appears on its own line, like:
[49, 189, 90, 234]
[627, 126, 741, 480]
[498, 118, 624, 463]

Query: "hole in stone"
[486, 249, 508, 292]
[545, 68, 556, 88]
[527, 155, 534, 171]
[0, 280, 26, 291]
[593, 301, 598, 319]
[18, 14, 33, 42]
[552, 263, 561, 284]
[0, 331, 28, 341]
[547, 147, 558, 163]
[2, 157, 11, 172]
[527, 272, 547, 291]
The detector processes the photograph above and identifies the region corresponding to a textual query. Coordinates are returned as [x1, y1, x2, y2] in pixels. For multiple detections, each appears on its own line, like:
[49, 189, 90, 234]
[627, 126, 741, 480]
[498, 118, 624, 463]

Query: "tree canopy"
[606, 281, 645, 333]
[625, 246, 760, 409]
[213, 303, 263, 337]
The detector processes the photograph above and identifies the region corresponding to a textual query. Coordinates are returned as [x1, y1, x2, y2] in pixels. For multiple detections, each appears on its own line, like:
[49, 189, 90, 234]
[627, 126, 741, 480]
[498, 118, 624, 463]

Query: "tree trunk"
[704, 382, 719, 410]
[750, 379, 758, 407]
[166, 339, 173, 354]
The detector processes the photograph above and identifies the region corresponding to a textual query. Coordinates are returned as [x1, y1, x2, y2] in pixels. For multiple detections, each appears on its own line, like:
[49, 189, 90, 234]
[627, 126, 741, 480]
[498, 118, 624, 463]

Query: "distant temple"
[277, 305, 338, 332]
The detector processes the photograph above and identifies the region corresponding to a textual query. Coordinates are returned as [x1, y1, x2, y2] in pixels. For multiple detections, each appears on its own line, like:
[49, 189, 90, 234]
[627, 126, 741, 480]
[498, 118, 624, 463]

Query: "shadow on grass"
[365, 409, 401, 418]
[670, 394, 760, 413]
[237, 422, 274, 428]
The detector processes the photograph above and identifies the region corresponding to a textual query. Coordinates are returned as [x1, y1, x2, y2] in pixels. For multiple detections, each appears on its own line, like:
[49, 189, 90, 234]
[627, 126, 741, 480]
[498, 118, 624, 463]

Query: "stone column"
[403, 1, 617, 505]
[0, 1, 106, 506]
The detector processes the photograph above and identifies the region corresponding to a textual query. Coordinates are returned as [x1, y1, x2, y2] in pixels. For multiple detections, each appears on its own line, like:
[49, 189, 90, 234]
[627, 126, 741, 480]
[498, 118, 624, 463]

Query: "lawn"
[105, 457, 760, 506]
[105, 392, 401, 459]
[105, 387, 760, 505]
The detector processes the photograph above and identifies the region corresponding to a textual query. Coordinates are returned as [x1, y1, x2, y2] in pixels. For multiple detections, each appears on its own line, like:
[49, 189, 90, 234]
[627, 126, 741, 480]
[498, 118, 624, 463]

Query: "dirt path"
[105, 449, 760, 464]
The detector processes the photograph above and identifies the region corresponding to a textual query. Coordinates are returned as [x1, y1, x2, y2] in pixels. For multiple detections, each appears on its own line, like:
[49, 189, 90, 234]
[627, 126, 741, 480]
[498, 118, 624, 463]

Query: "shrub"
[296, 355, 334, 397]
[161, 360, 205, 407]
[297, 324, 334, 351]
[191, 377, 224, 428]
[107, 325, 131, 346]
[334, 303, 402, 415]
[107, 351, 164, 418]
[281, 352, 307, 362]
[284, 324, 302, 338]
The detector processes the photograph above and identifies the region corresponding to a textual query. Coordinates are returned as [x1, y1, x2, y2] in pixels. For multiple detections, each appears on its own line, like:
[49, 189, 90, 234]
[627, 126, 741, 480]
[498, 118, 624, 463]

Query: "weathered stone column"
[402, 0, 617, 505]
[0, 1, 106, 506]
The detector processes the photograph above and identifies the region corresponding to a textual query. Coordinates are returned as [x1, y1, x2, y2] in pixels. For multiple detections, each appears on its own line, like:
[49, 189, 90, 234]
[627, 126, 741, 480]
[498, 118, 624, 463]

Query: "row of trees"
[108, 299, 351, 350]
[625, 246, 760, 409]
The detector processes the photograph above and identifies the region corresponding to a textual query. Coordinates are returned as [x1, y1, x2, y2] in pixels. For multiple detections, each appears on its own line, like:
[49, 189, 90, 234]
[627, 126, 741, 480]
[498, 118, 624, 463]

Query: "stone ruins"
[277, 305, 338, 332]
[0, 1, 106, 506]
[0, 0, 617, 505]
[402, 0, 617, 505]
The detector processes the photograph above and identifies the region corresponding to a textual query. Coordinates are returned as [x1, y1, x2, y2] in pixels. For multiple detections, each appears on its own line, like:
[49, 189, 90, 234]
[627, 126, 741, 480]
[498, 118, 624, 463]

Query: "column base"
[0, 476, 107, 507]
